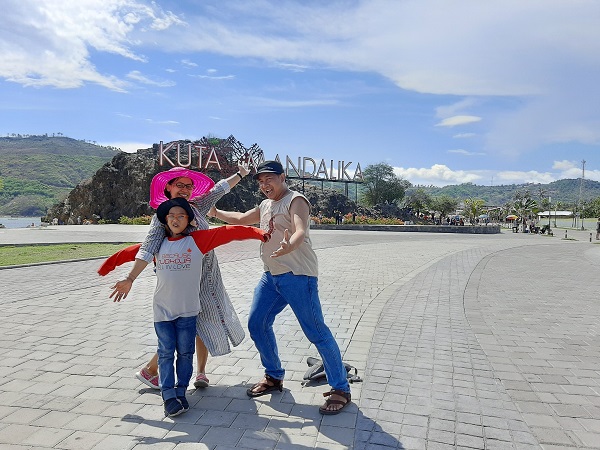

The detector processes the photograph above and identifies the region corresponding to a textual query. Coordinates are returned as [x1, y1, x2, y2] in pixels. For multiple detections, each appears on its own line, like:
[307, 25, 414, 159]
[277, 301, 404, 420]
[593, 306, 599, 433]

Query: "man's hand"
[237, 160, 250, 177]
[208, 206, 217, 218]
[271, 229, 291, 257]
[110, 279, 132, 302]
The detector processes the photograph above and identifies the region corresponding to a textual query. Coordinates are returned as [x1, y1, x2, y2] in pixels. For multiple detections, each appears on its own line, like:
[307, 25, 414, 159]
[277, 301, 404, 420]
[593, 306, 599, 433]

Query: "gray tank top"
[258, 190, 318, 277]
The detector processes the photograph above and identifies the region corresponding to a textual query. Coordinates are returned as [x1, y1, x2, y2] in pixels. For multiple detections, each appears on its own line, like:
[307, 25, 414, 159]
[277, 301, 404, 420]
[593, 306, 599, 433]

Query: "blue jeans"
[249, 272, 350, 393]
[154, 315, 196, 400]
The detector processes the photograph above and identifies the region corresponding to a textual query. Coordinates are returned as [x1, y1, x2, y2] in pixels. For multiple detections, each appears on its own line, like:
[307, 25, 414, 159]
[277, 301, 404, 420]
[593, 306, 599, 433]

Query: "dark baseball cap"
[254, 160, 284, 179]
[156, 197, 195, 225]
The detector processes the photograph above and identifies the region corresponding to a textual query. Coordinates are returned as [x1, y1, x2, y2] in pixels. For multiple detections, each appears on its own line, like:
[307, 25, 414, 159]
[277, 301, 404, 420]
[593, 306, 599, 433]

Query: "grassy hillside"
[408, 179, 600, 206]
[0, 135, 120, 216]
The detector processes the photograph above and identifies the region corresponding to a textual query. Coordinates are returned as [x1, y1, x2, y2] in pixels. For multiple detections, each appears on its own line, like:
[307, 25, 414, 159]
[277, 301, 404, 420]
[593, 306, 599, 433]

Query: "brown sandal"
[319, 389, 351, 415]
[246, 374, 283, 397]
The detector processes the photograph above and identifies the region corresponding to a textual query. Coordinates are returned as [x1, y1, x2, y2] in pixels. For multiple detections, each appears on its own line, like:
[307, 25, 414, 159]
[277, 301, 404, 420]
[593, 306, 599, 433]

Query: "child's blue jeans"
[249, 271, 350, 393]
[154, 315, 196, 400]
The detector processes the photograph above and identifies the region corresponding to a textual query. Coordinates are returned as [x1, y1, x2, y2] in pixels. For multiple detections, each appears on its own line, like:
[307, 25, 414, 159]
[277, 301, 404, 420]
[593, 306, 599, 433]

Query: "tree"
[463, 197, 485, 224]
[362, 163, 410, 206]
[404, 188, 431, 216]
[429, 195, 459, 219]
[513, 190, 537, 229]
[583, 197, 600, 219]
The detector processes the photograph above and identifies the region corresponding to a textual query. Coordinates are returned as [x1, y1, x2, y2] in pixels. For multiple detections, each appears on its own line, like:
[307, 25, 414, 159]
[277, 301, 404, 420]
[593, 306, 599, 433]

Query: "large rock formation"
[44, 144, 363, 224]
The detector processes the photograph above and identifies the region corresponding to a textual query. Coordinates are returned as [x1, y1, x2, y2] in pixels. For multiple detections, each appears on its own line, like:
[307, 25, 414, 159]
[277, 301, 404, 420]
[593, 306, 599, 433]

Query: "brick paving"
[0, 225, 599, 449]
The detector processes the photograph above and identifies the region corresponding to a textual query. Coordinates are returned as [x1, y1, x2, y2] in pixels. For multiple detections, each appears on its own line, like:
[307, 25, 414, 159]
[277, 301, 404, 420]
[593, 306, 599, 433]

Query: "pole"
[579, 160, 586, 230]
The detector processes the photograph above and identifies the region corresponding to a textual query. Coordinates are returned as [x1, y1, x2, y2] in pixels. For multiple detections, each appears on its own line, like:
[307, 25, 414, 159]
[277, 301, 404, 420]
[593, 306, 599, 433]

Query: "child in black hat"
[100, 197, 268, 417]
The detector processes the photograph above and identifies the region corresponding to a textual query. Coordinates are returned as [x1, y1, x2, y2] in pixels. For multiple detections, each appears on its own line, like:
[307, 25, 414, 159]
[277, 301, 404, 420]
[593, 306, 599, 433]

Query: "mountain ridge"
[1, 135, 598, 217]
[0, 136, 120, 215]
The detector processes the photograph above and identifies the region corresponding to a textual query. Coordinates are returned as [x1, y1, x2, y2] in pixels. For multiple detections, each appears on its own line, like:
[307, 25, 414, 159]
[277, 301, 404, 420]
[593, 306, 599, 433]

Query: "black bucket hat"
[156, 197, 195, 225]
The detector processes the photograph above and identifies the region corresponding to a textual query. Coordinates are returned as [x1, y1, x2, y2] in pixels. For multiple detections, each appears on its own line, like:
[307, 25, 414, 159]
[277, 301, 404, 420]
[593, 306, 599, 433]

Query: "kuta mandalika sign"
[156, 137, 363, 182]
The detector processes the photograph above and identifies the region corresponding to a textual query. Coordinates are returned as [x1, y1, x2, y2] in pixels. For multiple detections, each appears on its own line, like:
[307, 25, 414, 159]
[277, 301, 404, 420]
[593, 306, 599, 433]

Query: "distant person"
[108, 163, 250, 391]
[102, 197, 268, 417]
[209, 160, 352, 415]
[596, 218, 600, 240]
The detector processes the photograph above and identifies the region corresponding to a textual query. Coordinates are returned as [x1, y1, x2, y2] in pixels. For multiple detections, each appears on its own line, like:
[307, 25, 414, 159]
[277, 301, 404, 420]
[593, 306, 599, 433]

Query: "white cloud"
[251, 97, 339, 108]
[102, 141, 151, 153]
[145, 0, 599, 156]
[495, 170, 555, 184]
[436, 116, 482, 127]
[391, 160, 600, 187]
[2, 0, 599, 160]
[453, 133, 476, 138]
[393, 159, 600, 187]
[192, 74, 235, 80]
[0, 0, 181, 91]
[435, 99, 479, 118]
[126, 70, 175, 87]
[553, 160, 579, 171]
[144, 118, 179, 125]
[551, 159, 600, 181]
[448, 149, 486, 156]
[394, 164, 483, 186]
[274, 62, 309, 72]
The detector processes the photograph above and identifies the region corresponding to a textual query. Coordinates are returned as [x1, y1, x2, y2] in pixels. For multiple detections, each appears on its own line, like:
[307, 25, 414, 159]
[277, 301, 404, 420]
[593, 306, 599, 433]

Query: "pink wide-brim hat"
[149, 167, 215, 209]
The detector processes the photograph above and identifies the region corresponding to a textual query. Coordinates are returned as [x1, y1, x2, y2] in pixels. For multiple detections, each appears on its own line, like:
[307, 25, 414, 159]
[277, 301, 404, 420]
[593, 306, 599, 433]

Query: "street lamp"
[548, 197, 551, 229]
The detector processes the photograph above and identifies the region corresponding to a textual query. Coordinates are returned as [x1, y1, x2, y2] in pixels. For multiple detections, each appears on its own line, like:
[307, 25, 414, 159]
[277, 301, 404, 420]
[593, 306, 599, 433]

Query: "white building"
[537, 210, 573, 219]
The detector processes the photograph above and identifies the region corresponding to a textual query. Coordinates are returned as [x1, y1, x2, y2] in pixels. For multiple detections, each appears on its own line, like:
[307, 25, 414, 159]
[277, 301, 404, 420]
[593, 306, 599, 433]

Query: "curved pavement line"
[355, 245, 541, 449]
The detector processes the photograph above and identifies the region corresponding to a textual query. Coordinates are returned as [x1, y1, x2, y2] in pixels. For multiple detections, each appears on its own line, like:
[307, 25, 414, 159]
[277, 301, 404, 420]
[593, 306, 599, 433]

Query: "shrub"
[313, 215, 404, 225]
[119, 215, 152, 225]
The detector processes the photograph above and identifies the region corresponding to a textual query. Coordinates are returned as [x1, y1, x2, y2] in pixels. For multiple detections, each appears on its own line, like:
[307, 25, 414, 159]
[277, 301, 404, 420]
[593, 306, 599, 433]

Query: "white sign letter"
[159, 141, 176, 167]
[303, 157, 316, 178]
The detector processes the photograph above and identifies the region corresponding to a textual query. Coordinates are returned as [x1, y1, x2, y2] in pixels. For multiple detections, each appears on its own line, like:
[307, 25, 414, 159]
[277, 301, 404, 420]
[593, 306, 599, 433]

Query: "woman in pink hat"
[110, 163, 250, 390]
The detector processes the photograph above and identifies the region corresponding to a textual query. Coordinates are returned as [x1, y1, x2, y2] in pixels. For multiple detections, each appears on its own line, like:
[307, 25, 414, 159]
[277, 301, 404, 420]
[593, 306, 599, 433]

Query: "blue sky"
[1, 0, 599, 187]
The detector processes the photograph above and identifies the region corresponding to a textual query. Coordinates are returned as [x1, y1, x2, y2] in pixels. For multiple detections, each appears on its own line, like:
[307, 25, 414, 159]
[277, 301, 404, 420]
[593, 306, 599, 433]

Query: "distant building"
[537, 210, 573, 219]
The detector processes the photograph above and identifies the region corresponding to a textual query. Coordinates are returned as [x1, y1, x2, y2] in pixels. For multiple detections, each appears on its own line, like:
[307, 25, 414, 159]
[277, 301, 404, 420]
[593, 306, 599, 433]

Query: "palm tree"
[513, 190, 537, 231]
[464, 197, 485, 224]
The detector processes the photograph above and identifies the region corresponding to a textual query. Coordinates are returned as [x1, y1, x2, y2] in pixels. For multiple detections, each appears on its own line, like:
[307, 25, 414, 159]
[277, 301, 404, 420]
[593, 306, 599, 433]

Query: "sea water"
[0, 217, 42, 229]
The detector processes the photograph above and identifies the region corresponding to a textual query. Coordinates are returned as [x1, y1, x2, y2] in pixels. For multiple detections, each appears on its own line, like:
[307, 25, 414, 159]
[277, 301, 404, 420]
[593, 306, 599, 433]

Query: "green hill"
[1, 134, 597, 217]
[408, 178, 600, 206]
[0, 135, 121, 216]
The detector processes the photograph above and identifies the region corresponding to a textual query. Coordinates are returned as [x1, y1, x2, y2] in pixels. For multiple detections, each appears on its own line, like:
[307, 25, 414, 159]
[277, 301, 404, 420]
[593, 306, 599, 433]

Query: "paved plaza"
[0, 225, 599, 449]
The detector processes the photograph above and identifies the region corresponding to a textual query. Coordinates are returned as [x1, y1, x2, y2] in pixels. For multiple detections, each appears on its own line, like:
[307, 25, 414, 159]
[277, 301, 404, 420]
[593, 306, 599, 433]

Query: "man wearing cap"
[209, 160, 352, 415]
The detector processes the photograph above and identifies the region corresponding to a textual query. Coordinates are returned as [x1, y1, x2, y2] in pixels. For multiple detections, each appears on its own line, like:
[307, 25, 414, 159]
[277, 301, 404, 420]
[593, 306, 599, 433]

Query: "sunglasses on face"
[167, 214, 188, 221]
[174, 182, 194, 190]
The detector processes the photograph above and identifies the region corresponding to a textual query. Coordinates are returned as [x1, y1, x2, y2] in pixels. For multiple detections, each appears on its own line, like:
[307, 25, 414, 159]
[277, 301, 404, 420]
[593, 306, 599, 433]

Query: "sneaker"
[135, 368, 159, 390]
[177, 396, 189, 412]
[193, 373, 209, 388]
[164, 398, 184, 417]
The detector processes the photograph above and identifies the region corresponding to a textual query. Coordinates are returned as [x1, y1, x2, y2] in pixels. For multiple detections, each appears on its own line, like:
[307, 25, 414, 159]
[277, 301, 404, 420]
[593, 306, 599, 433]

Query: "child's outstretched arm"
[191, 225, 269, 254]
[97, 243, 148, 302]
[98, 244, 141, 276]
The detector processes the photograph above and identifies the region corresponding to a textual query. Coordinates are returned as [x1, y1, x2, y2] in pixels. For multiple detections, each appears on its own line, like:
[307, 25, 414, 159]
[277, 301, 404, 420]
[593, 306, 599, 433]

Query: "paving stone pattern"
[0, 226, 599, 449]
